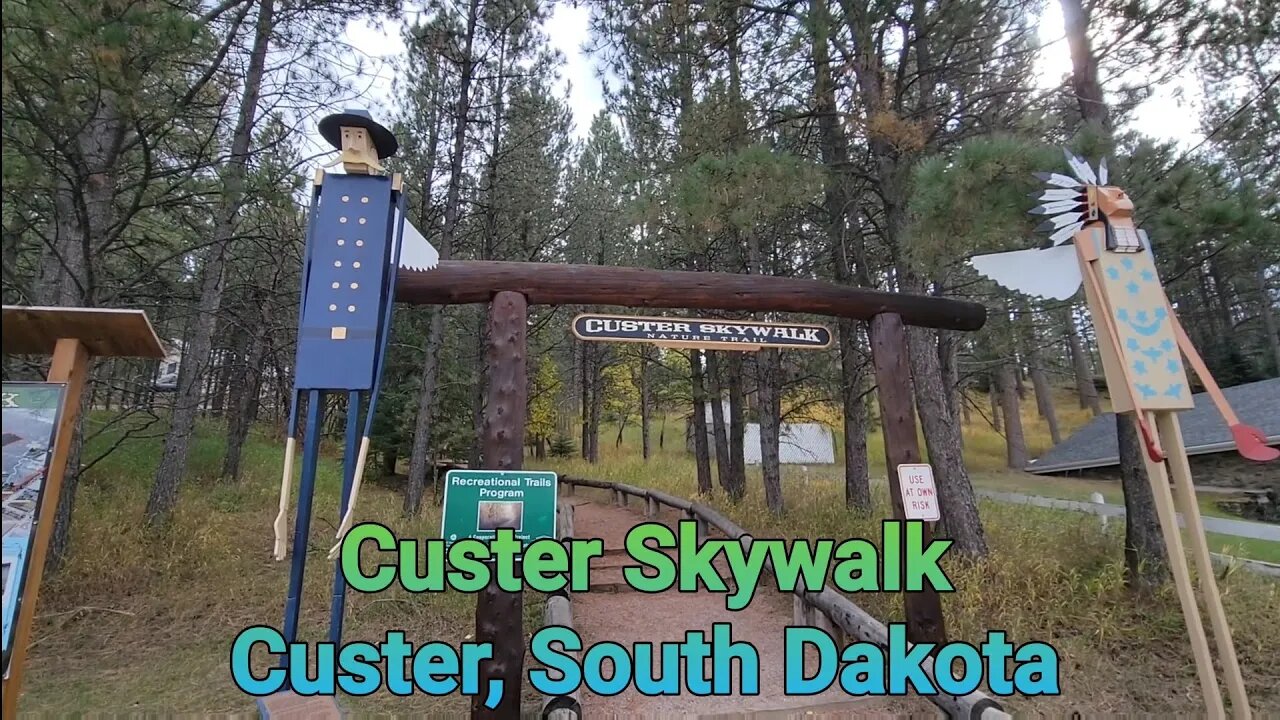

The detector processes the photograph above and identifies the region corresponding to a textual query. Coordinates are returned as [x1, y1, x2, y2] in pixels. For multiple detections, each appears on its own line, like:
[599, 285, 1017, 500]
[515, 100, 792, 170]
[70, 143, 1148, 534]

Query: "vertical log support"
[474, 291, 527, 720]
[868, 313, 947, 645]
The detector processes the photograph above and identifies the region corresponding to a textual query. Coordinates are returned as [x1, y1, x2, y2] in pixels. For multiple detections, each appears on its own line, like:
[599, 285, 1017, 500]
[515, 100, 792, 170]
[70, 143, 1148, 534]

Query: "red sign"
[897, 464, 940, 522]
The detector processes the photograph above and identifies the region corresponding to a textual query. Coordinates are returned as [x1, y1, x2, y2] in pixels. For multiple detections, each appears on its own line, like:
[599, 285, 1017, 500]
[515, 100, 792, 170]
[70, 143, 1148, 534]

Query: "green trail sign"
[441, 469, 558, 547]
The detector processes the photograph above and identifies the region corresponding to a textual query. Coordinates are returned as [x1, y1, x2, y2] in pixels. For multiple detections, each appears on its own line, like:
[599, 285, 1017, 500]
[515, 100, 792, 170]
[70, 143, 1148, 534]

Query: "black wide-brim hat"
[319, 108, 398, 159]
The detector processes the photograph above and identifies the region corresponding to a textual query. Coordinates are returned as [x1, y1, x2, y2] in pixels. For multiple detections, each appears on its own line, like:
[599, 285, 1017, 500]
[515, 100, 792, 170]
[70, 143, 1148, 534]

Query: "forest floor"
[16, 387, 1280, 715]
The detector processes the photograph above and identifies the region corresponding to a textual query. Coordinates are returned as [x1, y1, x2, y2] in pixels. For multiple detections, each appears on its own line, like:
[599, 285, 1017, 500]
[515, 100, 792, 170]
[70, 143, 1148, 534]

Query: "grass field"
[22, 418, 544, 715]
[17, 387, 1280, 715]
[532, 448, 1280, 715]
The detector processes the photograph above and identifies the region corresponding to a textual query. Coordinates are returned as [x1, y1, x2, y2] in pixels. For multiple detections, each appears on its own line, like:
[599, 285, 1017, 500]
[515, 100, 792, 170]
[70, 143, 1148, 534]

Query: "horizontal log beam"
[396, 261, 986, 331]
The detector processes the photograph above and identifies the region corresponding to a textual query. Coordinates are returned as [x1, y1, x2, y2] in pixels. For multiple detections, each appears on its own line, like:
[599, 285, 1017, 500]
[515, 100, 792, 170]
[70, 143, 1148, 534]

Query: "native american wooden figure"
[272, 108, 438, 652]
[972, 150, 1273, 720]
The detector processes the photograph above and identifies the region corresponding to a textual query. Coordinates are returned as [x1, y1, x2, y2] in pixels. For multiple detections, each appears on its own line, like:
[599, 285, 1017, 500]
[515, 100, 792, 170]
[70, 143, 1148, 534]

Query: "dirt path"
[567, 492, 932, 718]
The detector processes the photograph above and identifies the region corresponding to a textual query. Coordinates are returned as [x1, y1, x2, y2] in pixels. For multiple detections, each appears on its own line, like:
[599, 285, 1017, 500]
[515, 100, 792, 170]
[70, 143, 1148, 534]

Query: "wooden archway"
[400, 260, 987, 719]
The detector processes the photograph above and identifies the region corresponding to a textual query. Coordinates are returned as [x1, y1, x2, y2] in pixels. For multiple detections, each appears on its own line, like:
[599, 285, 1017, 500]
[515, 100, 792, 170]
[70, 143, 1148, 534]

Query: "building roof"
[1027, 377, 1280, 474]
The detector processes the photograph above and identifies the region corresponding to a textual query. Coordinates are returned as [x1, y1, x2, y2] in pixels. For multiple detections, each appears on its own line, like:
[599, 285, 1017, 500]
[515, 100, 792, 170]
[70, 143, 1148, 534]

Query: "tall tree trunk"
[1060, 0, 1112, 133]
[811, 0, 871, 511]
[1118, 416, 1169, 590]
[757, 348, 784, 514]
[988, 380, 1002, 433]
[838, 0, 987, 555]
[42, 82, 125, 570]
[1257, 268, 1280, 374]
[689, 350, 713, 494]
[725, 352, 747, 498]
[210, 342, 234, 417]
[587, 357, 603, 463]
[1064, 312, 1101, 414]
[706, 351, 732, 491]
[221, 319, 269, 480]
[406, 307, 445, 514]
[997, 361, 1028, 468]
[910, 326, 989, 557]
[580, 341, 591, 459]
[405, 0, 475, 515]
[838, 321, 871, 510]
[470, 307, 489, 469]
[938, 330, 961, 421]
[1029, 358, 1062, 445]
[146, 0, 275, 526]
[1060, 0, 1165, 587]
[639, 349, 652, 460]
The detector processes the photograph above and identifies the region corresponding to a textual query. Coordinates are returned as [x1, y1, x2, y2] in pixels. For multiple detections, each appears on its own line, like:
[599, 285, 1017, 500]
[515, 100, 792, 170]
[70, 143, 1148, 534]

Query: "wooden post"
[474, 291, 527, 720]
[868, 313, 947, 645]
[2, 339, 89, 720]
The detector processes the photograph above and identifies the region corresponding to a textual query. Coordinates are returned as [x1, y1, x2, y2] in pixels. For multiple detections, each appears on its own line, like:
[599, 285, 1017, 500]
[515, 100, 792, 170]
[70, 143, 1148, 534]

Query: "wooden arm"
[1167, 308, 1237, 424]
[1169, 302, 1279, 462]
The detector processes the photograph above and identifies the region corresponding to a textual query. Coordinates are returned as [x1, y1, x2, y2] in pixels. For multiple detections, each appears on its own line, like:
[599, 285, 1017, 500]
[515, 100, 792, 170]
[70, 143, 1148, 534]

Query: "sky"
[341, 1, 1203, 144]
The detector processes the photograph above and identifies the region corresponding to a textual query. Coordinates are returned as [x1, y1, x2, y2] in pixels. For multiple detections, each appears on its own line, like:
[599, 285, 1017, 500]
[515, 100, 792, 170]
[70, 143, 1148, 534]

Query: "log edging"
[555, 475, 1012, 720]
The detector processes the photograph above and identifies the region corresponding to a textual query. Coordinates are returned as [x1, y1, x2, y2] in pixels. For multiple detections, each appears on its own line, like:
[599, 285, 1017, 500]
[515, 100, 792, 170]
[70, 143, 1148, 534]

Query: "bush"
[549, 433, 576, 458]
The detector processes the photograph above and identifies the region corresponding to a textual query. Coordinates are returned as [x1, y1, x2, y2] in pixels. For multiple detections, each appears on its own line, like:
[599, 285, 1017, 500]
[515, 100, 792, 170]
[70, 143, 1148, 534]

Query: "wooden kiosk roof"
[2, 305, 165, 358]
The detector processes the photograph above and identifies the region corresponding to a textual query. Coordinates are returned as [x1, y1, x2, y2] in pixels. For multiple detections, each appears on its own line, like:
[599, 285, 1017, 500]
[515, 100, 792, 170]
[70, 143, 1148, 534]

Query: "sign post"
[474, 291, 530, 720]
[1, 305, 163, 719]
[867, 312, 946, 646]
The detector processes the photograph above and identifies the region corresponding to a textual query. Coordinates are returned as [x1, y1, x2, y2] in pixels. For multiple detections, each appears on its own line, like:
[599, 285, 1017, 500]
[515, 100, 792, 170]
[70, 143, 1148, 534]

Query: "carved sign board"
[897, 463, 940, 522]
[572, 313, 832, 352]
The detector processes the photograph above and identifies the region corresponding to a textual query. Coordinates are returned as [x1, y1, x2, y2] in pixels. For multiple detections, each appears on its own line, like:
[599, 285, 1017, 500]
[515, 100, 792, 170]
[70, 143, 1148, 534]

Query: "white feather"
[1049, 221, 1085, 245]
[395, 211, 440, 271]
[1098, 157, 1109, 185]
[1031, 199, 1086, 215]
[1034, 188, 1085, 202]
[1041, 212, 1085, 229]
[970, 245, 1083, 300]
[1038, 172, 1082, 189]
[1065, 150, 1098, 185]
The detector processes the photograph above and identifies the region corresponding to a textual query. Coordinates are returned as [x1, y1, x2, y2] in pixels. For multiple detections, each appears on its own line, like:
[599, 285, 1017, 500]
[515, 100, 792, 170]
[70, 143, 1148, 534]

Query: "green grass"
[1205, 533, 1280, 565]
[19, 388, 1279, 715]
[22, 415, 546, 715]
[532, 451, 1280, 715]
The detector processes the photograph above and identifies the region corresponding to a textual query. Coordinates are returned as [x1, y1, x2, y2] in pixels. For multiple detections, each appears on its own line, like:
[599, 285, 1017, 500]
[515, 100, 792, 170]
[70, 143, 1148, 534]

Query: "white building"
[687, 400, 837, 464]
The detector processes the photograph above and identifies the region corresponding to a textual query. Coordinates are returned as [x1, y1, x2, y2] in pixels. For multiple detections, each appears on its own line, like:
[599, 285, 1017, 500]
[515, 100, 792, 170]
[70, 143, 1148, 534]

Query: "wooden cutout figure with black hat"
[318, 107, 399, 174]
[266, 109, 438, 711]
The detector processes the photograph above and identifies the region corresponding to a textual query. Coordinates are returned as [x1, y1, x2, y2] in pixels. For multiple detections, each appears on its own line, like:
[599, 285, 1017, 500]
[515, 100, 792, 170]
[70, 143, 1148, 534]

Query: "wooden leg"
[1134, 412, 1225, 719]
[1158, 412, 1252, 719]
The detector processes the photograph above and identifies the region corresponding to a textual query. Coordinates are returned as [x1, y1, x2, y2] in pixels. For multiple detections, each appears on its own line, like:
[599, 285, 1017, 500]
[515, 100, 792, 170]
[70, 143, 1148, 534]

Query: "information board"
[896, 463, 940, 522]
[440, 470, 558, 547]
[2, 382, 66, 676]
